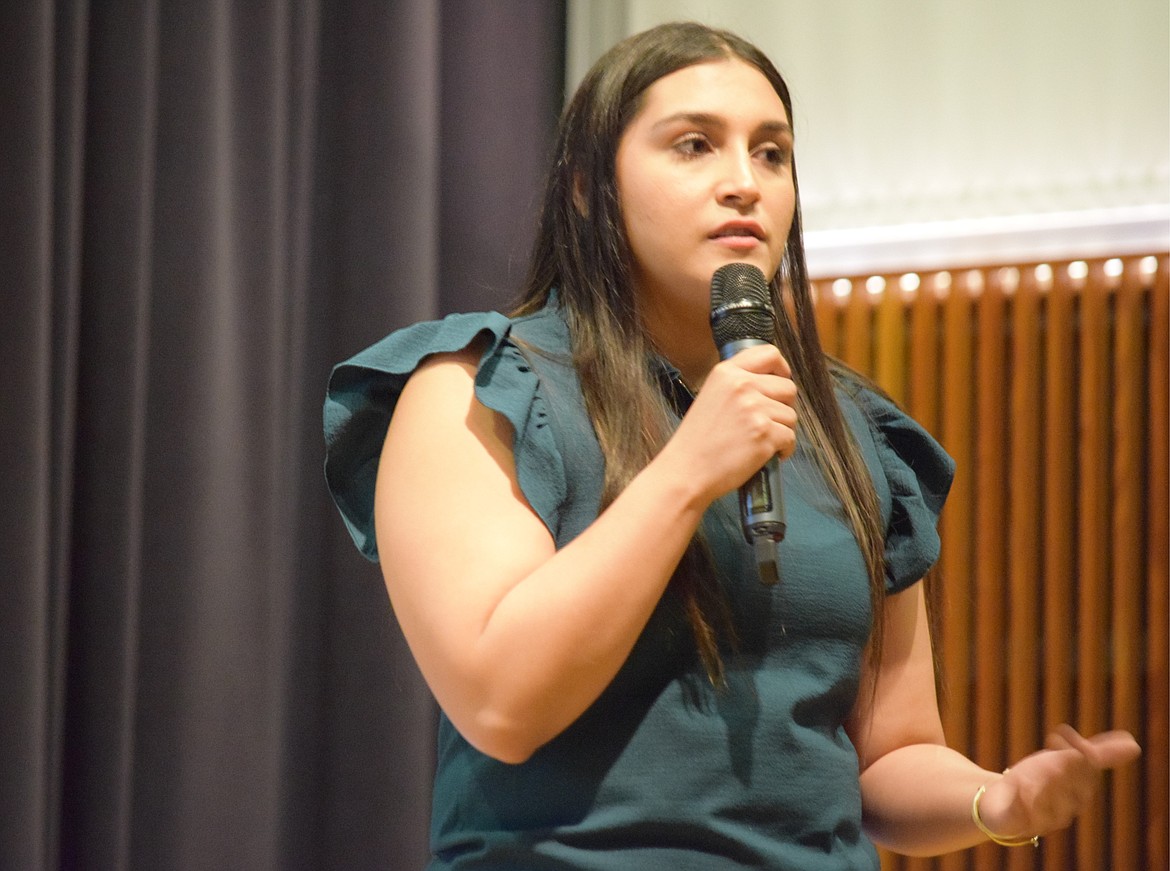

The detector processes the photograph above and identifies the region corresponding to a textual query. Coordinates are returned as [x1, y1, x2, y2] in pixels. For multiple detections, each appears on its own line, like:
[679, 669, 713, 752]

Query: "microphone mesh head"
[710, 263, 775, 346]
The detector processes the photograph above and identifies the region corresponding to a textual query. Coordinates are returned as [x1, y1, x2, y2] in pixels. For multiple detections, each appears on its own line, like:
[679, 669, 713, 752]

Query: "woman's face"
[615, 58, 796, 331]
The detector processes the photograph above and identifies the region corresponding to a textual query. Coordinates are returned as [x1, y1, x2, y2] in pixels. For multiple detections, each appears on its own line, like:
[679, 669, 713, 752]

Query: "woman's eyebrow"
[759, 120, 794, 138]
[650, 112, 793, 138]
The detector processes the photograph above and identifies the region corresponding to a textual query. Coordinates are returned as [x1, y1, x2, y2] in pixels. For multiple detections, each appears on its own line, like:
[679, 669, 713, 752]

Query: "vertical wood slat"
[938, 278, 974, 871]
[902, 274, 941, 871]
[908, 275, 942, 436]
[1076, 262, 1111, 870]
[1006, 266, 1042, 871]
[815, 280, 842, 359]
[874, 276, 905, 403]
[873, 275, 905, 871]
[1042, 264, 1077, 871]
[843, 279, 873, 373]
[1109, 259, 1145, 870]
[971, 268, 1006, 871]
[884, 274, 909, 871]
[1146, 255, 1169, 871]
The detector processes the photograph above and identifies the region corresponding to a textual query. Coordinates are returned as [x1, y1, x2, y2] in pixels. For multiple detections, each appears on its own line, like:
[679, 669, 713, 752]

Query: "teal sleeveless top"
[324, 297, 954, 870]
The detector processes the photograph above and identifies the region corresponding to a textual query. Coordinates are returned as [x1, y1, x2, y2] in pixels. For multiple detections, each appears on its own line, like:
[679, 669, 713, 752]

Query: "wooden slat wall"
[811, 254, 1169, 871]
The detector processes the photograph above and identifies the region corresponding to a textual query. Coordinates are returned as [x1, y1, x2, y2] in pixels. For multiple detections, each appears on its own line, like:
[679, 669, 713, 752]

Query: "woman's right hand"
[657, 343, 797, 508]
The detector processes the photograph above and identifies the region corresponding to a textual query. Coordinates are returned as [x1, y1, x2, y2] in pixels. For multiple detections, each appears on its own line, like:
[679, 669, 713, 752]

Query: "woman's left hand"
[970, 725, 1142, 842]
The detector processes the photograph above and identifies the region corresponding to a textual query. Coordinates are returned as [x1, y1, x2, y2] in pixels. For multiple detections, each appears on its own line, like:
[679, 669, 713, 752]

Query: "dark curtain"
[0, 2, 566, 868]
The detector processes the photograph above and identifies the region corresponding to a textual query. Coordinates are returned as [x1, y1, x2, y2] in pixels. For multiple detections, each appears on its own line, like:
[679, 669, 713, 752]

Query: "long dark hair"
[514, 21, 887, 683]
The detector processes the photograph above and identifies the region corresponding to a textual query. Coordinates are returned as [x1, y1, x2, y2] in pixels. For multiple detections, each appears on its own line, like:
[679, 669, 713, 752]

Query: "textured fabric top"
[323, 297, 955, 870]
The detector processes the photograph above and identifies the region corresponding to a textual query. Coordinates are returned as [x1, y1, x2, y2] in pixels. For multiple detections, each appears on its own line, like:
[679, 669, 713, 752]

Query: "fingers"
[1047, 724, 1142, 770]
[711, 345, 797, 411]
[725, 342, 792, 378]
[979, 729, 1141, 840]
[1022, 725, 1143, 834]
[1044, 728, 1074, 752]
[1007, 726, 1142, 811]
[1090, 731, 1142, 767]
[668, 346, 799, 498]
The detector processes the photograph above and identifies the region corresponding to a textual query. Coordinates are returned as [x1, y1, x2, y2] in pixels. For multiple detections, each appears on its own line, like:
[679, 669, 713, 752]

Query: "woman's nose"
[716, 151, 761, 207]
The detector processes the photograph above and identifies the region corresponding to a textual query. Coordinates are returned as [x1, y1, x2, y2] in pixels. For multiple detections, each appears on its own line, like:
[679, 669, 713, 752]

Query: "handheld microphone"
[709, 262, 786, 585]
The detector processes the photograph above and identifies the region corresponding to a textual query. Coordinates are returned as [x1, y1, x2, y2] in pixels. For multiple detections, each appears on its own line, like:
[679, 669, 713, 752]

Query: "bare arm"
[375, 341, 796, 763]
[849, 585, 1141, 856]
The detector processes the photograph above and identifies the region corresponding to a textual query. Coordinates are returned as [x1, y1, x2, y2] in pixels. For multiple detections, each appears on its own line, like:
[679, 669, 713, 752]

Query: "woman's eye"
[674, 134, 711, 157]
[756, 144, 790, 167]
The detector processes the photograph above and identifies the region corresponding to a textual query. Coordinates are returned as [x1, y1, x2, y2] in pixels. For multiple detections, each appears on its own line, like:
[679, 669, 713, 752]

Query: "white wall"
[567, 0, 1170, 275]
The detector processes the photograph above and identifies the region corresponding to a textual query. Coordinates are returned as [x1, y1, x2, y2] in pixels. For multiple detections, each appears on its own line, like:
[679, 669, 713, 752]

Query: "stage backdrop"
[0, 2, 565, 868]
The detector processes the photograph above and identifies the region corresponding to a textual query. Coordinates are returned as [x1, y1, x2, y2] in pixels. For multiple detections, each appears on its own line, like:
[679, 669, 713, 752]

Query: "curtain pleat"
[1, 3, 84, 868]
[0, 2, 565, 868]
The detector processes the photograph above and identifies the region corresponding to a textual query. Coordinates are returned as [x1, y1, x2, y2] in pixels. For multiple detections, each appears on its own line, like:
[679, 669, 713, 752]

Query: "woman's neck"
[646, 319, 719, 392]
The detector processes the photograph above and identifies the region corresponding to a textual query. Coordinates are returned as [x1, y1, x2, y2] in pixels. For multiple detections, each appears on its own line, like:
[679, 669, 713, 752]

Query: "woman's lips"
[710, 232, 763, 250]
[710, 222, 765, 250]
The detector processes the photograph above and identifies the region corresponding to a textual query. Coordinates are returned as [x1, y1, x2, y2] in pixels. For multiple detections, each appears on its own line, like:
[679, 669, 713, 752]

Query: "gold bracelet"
[972, 782, 1040, 848]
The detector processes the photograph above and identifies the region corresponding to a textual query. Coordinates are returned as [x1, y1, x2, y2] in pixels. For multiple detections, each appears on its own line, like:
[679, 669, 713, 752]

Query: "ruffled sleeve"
[323, 310, 566, 561]
[849, 387, 956, 592]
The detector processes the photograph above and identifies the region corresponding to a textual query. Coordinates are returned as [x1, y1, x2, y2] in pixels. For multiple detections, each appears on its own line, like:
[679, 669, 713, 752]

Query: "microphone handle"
[741, 456, 786, 543]
[717, 338, 788, 557]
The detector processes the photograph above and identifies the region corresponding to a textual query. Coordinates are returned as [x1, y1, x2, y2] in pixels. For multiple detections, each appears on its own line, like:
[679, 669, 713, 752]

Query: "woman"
[324, 21, 1139, 870]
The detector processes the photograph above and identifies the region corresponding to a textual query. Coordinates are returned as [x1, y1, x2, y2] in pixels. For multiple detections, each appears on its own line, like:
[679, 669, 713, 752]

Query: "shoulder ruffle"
[323, 310, 564, 561]
[849, 386, 955, 592]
